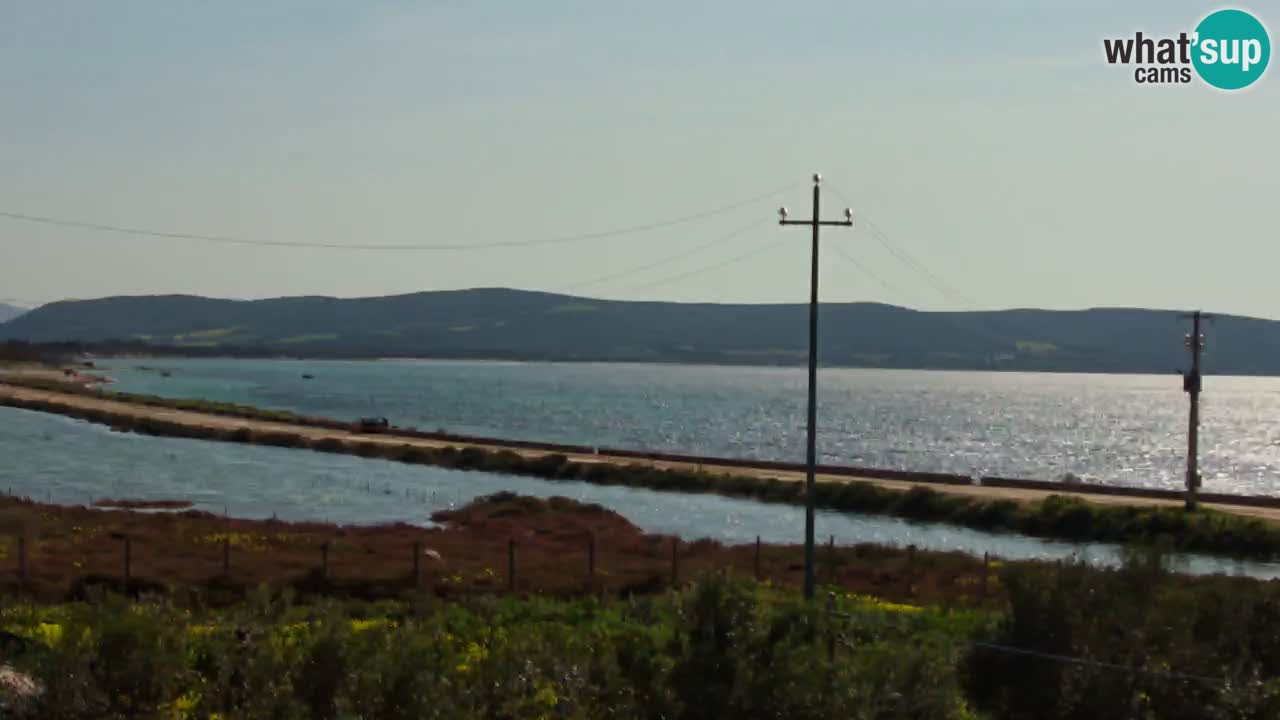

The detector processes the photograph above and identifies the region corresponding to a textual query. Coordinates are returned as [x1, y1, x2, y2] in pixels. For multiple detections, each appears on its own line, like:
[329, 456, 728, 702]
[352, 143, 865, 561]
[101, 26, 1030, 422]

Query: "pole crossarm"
[776, 173, 854, 600]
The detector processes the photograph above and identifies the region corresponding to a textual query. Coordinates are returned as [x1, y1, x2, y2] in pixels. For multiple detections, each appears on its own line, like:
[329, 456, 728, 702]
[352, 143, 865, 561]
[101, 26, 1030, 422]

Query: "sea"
[3, 358, 1279, 575]
[96, 358, 1280, 494]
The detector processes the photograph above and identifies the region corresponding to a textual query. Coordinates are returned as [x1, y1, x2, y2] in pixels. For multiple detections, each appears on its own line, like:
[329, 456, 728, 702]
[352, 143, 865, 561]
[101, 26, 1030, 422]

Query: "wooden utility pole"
[778, 174, 854, 600]
[1181, 311, 1212, 511]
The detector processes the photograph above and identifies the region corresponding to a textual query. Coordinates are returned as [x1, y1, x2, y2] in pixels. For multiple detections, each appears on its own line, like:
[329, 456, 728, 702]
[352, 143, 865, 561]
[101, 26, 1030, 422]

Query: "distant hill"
[0, 288, 1274, 374]
[0, 303, 27, 325]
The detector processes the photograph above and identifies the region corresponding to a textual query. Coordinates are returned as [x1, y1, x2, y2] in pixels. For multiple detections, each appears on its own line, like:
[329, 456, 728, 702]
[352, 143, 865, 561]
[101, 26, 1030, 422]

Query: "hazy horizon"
[2, 2, 1277, 318]
[8, 286, 1277, 325]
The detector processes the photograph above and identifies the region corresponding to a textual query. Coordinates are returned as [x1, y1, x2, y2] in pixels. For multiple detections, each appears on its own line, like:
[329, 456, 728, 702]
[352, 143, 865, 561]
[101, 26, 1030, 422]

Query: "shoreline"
[6, 368, 1278, 511]
[4, 378, 1280, 560]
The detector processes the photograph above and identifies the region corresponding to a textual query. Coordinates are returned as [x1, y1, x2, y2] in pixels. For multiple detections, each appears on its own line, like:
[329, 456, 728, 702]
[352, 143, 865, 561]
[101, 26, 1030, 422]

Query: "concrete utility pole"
[1181, 310, 1212, 512]
[778, 174, 853, 600]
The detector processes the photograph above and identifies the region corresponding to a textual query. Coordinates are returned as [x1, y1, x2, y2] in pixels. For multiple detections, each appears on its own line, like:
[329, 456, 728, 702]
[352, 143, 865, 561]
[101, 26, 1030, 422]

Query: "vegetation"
[0, 493, 991, 606]
[0, 576, 984, 719]
[3, 551, 1280, 719]
[963, 546, 1280, 719]
[6, 288, 1280, 373]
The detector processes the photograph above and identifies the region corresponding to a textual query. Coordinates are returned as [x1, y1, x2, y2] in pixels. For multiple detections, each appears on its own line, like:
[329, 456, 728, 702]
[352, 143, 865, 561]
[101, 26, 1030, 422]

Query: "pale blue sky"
[1, 1, 1277, 316]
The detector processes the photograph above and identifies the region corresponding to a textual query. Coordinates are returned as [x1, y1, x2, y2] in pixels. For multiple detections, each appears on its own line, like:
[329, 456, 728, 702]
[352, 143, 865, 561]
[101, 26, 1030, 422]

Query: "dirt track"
[4, 380, 1280, 525]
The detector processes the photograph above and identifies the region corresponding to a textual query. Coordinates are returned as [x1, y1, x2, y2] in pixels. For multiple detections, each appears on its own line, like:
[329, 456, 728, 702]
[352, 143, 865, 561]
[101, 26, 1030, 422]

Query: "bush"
[310, 437, 346, 454]
[0, 577, 980, 719]
[252, 431, 306, 449]
[964, 550, 1280, 720]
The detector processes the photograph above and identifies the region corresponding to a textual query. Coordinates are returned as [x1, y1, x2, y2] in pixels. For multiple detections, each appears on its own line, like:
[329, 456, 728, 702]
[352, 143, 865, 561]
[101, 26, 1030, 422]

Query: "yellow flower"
[275, 621, 309, 647]
[350, 618, 396, 633]
[534, 683, 559, 707]
[170, 690, 200, 718]
[844, 593, 923, 614]
[36, 622, 63, 646]
[464, 641, 488, 663]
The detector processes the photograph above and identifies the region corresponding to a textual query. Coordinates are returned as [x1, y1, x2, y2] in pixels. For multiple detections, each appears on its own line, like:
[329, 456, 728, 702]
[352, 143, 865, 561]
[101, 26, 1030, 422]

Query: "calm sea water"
[95, 358, 1280, 495]
[2, 405, 1275, 578]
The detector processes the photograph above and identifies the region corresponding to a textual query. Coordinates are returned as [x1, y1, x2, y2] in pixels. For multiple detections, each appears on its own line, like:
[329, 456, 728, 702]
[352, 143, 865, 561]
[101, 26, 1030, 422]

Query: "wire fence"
[0, 512, 1235, 689]
[0, 509, 1007, 608]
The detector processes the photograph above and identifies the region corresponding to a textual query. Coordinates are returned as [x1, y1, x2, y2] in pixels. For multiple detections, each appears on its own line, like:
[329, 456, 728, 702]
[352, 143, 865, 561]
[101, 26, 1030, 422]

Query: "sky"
[1, 1, 1278, 317]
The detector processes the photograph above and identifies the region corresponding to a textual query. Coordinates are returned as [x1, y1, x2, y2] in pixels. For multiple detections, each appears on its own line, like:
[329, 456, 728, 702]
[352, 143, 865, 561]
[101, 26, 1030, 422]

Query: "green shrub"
[310, 437, 346, 453]
[964, 550, 1280, 720]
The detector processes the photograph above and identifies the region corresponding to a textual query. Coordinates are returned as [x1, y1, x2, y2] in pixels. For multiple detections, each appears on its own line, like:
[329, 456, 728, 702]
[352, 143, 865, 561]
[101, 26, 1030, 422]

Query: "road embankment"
[4, 379, 1280, 560]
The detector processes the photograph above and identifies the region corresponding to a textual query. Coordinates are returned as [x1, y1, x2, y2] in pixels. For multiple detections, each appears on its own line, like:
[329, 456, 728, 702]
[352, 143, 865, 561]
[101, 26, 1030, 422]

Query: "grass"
[179, 327, 241, 340]
[274, 333, 339, 344]
[545, 303, 597, 314]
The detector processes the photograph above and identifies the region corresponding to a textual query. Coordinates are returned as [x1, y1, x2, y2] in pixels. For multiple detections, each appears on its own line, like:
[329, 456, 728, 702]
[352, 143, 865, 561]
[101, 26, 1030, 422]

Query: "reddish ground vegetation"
[0, 493, 1001, 607]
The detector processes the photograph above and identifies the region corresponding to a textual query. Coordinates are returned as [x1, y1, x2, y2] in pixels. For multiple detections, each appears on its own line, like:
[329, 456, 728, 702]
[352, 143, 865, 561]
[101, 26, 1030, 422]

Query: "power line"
[615, 232, 784, 293]
[564, 219, 764, 292]
[824, 186, 1068, 350]
[824, 184, 978, 309]
[829, 627, 1224, 685]
[857, 214, 980, 309]
[0, 182, 799, 253]
[967, 642, 1225, 685]
[829, 243, 907, 301]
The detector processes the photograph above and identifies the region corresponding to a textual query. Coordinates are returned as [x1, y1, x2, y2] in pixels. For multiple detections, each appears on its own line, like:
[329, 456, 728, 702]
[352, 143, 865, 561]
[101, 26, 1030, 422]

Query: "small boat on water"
[301, 374, 315, 380]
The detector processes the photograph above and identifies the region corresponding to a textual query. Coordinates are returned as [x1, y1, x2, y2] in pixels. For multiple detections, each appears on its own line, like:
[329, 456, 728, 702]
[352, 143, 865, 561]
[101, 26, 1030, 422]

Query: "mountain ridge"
[1, 288, 1274, 375]
[0, 303, 27, 325]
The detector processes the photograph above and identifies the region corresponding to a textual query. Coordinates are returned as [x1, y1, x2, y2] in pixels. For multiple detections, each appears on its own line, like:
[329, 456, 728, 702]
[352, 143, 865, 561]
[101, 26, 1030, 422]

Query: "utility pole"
[778, 173, 853, 600]
[1180, 310, 1212, 511]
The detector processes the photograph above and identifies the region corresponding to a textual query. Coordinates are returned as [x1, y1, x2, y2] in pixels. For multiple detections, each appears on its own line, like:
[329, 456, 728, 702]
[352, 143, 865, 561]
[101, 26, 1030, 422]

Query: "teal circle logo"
[1192, 9, 1271, 90]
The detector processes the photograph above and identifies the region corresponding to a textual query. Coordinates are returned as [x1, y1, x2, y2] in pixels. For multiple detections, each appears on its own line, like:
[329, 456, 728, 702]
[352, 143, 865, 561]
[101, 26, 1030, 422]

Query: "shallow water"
[2, 406, 1277, 579]
[96, 358, 1280, 495]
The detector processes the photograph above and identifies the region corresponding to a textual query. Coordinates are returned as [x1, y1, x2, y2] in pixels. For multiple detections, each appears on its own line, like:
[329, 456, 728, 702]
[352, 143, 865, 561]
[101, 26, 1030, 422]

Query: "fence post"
[754, 535, 761, 581]
[223, 538, 231, 577]
[320, 542, 330, 580]
[671, 538, 679, 585]
[124, 536, 131, 587]
[17, 536, 27, 585]
[906, 544, 916, 594]
[981, 552, 989, 601]
[413, 541, 421, 587]
[508, 539, 516, 593]
[826, 592, 837, 662]
[828, 535, 836, 585]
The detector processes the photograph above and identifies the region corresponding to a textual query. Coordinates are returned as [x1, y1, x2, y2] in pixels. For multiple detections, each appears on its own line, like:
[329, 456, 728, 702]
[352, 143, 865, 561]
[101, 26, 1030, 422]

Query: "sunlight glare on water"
[97, 358, 1280, 494]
